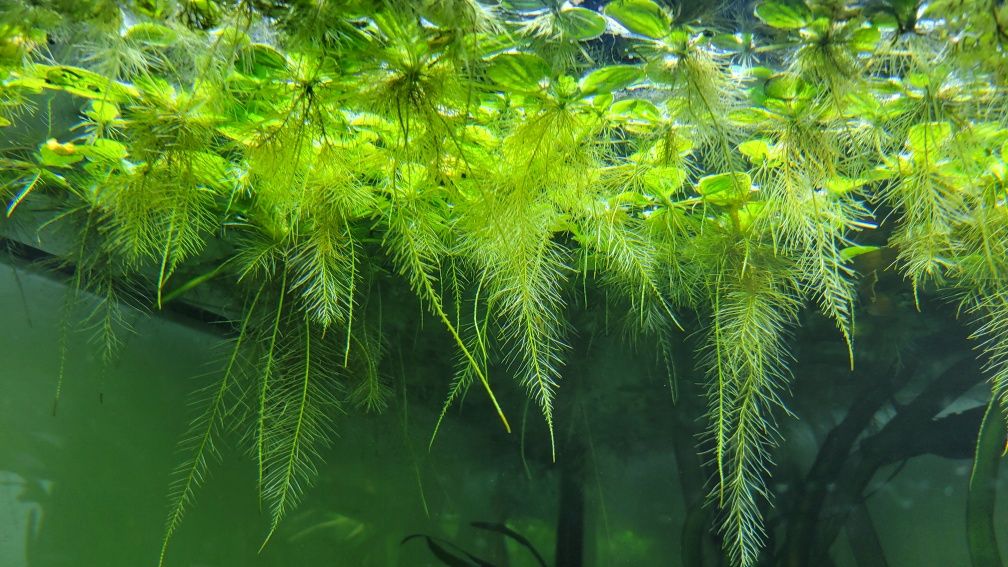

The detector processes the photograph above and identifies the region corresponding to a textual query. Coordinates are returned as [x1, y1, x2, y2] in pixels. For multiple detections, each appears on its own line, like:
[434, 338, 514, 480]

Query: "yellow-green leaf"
[736, 201, 765, 232]
[754, 1, 811, 30]
[78, 138, 129, 162]
[580, 65, 643, 95]
[840, 245, 880, 261]
[764, 73, 813, 100]
[825, 176, 865, 196]
[851, 26, 881, 52]
[907, 122, 951, 162]
[611, 98, 660, 122]
[557, 7, 607, 40]
[124, 22, 178, 47]
[239, 44, 288, 79]
[643, 166, 687, 196]
[712, 33, 744, 52]
[604, 0, 670, 40]
[696, 172, 752, 207]
[738, 139, 780, 165]
[487, 52, 550, 92]
[593, 92, 615, 109]
[38, 139, 83, 168]
[32, 64, 139, 101]
[86, 100, 120, 123]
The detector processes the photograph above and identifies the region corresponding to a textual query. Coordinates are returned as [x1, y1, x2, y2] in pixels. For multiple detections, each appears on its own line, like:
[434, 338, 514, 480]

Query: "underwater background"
[3, 0, 1008, 566]
[2, 254, 1007, 566]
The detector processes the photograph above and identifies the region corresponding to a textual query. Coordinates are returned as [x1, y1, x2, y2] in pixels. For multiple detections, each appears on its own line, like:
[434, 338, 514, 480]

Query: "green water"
[2, 258, 1008, 566]
[0, 261, 683, 566]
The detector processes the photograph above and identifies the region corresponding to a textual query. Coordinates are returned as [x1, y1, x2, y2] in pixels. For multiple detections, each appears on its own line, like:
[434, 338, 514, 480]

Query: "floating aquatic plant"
[2, 1, 1007, 566]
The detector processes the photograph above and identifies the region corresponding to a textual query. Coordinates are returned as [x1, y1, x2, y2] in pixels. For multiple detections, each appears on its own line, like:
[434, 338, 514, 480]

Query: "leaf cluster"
[2, 1, 1007, 566]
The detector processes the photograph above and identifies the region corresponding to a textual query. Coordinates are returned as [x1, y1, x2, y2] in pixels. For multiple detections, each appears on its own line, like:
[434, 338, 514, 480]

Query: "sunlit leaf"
[604, 0, 670, 39]
[764, 73, 813, 100]
[124, 22, 178, 47]
[32, 64, 139, 101]
[907, 122, 952, 163]
[78, 138, 129, 162]
[593, 92, 615, 109]
[736, 201, 765, 232]
[239, 44, 288, 79]
[487, 52, 550, 92]
[86, 100, 120, 123]
[851, 26, 881, 52]
[825, 176, 865, 196]
[38, 139, 82, 168]
[643, 166, 687, 196]
[557, 7, 607, 40]
[738, 139, 780, 165]
[754, 1, 812, 30]
[580, 65, 643, 95]
[610, 98, 660, 122]
[713, 32, 745, 51]
[840, 245, 880, 261]
[696, 172, 752, 207]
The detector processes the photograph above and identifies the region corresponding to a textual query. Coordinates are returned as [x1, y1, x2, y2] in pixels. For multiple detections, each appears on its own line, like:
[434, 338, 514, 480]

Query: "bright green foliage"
[2, 1, 1008, 566]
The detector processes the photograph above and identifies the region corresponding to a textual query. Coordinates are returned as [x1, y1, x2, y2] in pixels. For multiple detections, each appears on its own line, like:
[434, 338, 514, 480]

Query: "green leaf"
[553, 74, 578, 98]
[764, 73, 813, 100]
[842, 90, 880, 117]
[986, 161, 1006, 184]
[214, 26, 252, 50]
[851, 26, 881, 52]
[738, 139, 780, 165]
[711, 33, 744, 52]
[824, 176, 865, 196]
[803, 17, 831, 40]
[610, 98, 660, 122]
[907, 121, 952, 162]
[38, 139, 83, 168]
[78, 138, 129, 162]
[906, 72, 931, 90]
[748, 66, 776, 80]
[696, 172, 752, 207]
[604, 0, 670, 40]
[652, 132, 693, 158]
[240, 44, 288, 79]
[611, 190, 651, 208]
[124, 22, 178, 47]
[487, 52, 550, 93]
[135, 75, 176, 100]
[502, 0, 547, 10]
[1001, 140, 1008, 164]
[754, 1, 812, 30]
[86, 100, 119, 123]
[729, 107, 774, 126]
[643, 166, 687, 196]
[736, 201, 765, 232]
[580, 65, 643, 95]
[557, 7, 607, 40]
[870, 162, 898, 181]
[872, 11, 900, 30]
[592, 92, 614, 109]
[840, 245, 880, 262]
[33, 64, 139, 101]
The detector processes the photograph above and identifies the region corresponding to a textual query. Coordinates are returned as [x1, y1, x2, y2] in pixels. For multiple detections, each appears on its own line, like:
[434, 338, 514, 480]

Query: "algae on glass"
[1, 0, 1007, 566]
